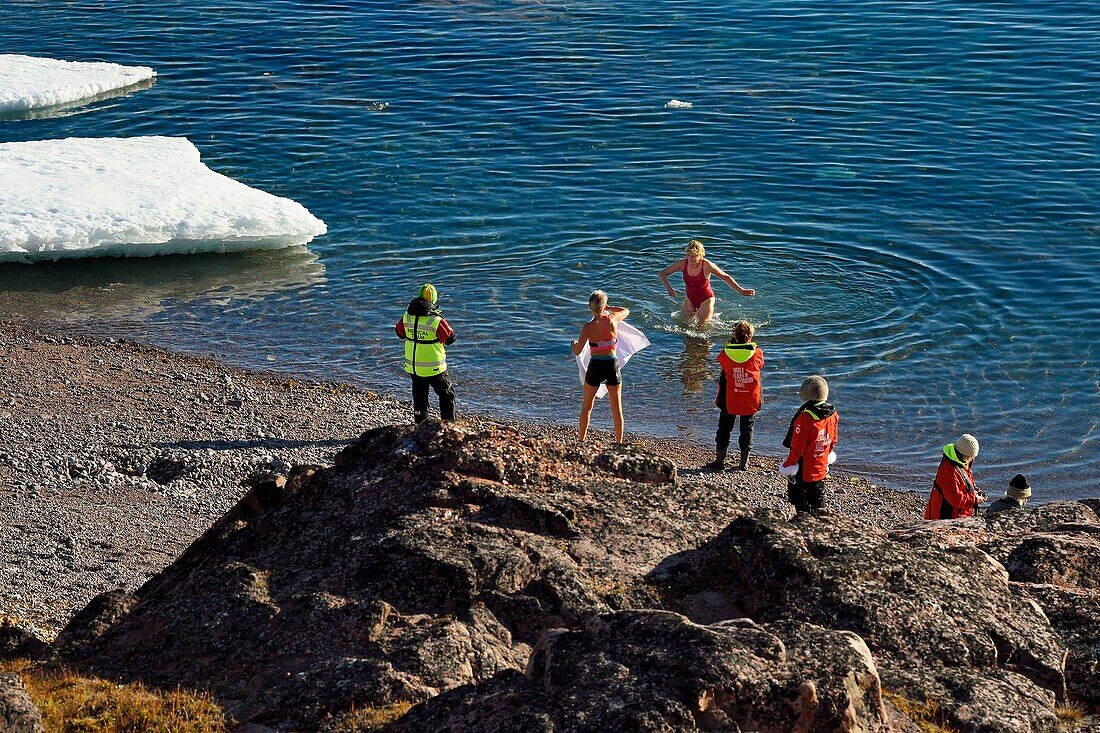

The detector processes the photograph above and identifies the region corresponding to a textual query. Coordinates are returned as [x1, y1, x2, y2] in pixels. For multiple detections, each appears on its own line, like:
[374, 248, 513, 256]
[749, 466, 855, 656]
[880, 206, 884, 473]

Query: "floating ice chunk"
[0, 136, 328, 262]
[0, 54, 156, 114]
[665, 99, 693, 109]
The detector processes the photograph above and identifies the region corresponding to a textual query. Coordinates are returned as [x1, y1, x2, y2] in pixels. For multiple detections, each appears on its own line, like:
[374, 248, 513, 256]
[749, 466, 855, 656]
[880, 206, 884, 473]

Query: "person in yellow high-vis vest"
[394, 283, 456, 423]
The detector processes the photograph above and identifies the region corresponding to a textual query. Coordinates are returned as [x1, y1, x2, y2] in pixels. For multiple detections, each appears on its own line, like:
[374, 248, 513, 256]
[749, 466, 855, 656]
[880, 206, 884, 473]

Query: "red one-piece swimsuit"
[683, 260, 715, 309]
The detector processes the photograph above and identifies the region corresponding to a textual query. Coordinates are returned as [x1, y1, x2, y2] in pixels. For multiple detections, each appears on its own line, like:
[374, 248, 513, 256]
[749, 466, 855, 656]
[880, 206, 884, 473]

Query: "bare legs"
[578, 383, 599, 441]
[578, 383, 625, 444]
[607, 384, 624, 443]
[695, 297, 715, 326]
[680, 297, 716, 328]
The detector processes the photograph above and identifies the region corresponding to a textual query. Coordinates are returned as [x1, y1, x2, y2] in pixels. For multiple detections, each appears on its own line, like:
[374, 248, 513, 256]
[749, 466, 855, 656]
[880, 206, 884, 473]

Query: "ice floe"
[0, 136, 327, 262]
[665, 99, 693, 109]
[0, 54, 156, 115]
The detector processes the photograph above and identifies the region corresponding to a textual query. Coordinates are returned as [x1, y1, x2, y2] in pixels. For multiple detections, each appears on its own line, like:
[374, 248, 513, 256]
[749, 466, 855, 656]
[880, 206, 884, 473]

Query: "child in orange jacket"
[706, 320, 763, 471]
[924, 434, 986, 519]
[780, 375, 839, 513]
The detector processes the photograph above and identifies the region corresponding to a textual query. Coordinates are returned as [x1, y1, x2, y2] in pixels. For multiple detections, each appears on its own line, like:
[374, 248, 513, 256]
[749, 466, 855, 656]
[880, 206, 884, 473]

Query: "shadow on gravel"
[151, 438, 351, 451]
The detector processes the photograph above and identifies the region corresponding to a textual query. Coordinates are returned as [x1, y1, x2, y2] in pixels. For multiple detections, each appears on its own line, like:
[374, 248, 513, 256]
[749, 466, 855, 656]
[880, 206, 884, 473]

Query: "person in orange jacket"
[705, 320, 763, 471]
[779, 375, 839, 513]
[924, 434, 986, 520]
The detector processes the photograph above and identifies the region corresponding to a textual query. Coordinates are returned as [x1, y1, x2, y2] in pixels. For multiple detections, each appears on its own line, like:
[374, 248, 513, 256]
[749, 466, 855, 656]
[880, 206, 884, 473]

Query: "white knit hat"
[955, 434, 979, 460]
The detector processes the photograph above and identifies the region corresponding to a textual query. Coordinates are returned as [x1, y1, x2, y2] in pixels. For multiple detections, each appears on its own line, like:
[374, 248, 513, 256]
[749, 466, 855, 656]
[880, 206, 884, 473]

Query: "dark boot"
[704, 448, 727, 472]
[736, 451, 749, 471]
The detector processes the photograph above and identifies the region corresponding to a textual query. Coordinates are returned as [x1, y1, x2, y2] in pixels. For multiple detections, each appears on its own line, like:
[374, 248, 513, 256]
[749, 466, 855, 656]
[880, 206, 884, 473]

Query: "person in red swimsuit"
[658, 240, 755, 326]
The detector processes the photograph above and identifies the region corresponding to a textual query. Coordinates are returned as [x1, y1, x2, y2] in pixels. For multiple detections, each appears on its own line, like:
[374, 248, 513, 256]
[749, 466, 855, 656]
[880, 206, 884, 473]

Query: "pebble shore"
[0, 322, 924, 639]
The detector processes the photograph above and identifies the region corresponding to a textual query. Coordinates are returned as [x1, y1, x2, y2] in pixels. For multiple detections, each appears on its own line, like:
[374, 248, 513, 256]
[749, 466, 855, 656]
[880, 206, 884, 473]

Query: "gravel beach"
[0, 322, 925, 639]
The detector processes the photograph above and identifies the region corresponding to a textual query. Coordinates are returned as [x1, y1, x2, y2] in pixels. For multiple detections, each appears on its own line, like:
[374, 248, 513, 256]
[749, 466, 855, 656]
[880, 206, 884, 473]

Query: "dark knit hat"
[1007, 474, 1032, 500]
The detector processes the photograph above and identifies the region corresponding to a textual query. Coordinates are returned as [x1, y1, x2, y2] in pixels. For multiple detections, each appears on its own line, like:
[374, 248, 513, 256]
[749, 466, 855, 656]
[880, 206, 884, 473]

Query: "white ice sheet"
[575, 321, 651, 398]
[0, 136, 328, 262]
[0, 54, 155, 113]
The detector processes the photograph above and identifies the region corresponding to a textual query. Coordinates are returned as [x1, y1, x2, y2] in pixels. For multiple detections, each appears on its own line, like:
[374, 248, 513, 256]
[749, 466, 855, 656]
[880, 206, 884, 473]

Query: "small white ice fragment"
[665, 99, 693, 109]
[0, 54, 156, 114]
[0, 136, 328, 262]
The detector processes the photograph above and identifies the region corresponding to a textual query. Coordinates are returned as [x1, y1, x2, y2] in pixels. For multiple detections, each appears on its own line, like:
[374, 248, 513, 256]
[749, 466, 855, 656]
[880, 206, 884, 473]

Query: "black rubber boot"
[736, 451, 749, 471]
[704, 448, 727, 472]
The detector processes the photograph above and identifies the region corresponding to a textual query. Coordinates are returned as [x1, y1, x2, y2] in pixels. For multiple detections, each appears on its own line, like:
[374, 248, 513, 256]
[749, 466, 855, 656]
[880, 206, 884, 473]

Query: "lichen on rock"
[46, 423, 1100, 731]
[651, 508, 1073, 731]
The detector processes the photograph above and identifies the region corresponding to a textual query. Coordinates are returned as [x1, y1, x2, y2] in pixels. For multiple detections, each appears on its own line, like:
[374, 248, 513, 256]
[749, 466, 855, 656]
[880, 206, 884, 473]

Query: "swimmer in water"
[658, 239, 755, 327]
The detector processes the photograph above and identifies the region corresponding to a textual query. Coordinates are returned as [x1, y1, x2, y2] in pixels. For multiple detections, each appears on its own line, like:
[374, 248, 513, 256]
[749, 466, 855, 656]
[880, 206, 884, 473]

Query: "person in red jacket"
[779, 375, 839, 513]
[924, 434, 986, 520]
[705, 320, 763, 471]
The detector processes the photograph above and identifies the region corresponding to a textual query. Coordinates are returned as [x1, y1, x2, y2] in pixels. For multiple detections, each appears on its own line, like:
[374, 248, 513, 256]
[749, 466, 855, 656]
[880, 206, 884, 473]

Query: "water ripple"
[1, 0, 1098, 495]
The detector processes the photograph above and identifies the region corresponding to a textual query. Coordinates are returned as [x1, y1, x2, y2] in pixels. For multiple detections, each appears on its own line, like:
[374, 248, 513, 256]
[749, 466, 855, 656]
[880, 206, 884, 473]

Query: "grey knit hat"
[1007, 474, 1032, 500]
[799, 375, 829, 402]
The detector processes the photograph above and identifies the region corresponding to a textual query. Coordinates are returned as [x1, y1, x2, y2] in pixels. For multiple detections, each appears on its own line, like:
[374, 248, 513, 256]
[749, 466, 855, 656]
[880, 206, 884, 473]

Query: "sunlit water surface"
[1, 0, 1098, 498]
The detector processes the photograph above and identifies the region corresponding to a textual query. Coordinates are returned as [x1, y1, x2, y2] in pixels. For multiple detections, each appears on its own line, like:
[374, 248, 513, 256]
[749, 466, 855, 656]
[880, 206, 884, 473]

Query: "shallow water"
[1, 0, 1098, 498]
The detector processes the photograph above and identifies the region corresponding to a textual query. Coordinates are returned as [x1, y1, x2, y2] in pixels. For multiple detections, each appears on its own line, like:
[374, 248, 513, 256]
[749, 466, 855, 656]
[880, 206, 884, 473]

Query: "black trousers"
[411, 371, 455, 423]
[787, 478, 826, 513]
[716, 411, 755, 456]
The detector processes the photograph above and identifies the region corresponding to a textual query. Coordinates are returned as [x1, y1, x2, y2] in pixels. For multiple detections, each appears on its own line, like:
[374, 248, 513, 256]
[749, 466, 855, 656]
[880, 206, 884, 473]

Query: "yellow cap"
[419, 283, 438, 303]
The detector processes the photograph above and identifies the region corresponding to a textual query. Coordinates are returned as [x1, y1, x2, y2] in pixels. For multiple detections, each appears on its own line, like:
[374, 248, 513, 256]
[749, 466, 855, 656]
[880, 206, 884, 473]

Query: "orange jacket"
[781, 401, 838, 482]
[715, 342, 763, 415]
[924, 445, 980, 520]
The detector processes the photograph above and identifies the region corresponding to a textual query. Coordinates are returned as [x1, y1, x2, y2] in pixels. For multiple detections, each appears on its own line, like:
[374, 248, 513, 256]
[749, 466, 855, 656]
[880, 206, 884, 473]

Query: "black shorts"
[585, 358, 621, 387]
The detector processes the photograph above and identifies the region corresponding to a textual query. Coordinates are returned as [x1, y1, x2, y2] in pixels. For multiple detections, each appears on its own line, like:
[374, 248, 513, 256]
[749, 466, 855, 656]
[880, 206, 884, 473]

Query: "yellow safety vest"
[402, 311, 447, 377]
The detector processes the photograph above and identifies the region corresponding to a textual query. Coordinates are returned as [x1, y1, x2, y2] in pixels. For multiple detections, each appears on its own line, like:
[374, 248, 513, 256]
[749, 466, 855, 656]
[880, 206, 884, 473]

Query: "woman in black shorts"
[571, 290, 630, 443]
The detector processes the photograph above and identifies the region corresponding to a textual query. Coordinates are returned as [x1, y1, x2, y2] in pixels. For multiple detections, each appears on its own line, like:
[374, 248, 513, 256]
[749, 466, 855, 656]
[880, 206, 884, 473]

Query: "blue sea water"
[1, 0, 1098, 499]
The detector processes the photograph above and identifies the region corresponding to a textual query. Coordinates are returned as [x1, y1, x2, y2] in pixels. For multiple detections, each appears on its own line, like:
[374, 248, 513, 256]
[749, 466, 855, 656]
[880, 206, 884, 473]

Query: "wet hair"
[589, 290, 608, 313]
[733, 320, 754, 343]
[686, 239, 705, 258]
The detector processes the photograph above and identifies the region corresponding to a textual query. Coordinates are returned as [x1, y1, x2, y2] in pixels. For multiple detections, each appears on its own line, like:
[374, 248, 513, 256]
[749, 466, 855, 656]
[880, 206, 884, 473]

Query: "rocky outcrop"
[388, 610, 891, 733]
[0, 674, 43, 733]
[54, 423, 726, 730]
[650, 508, 1069, 732]
[50, 588, 135, 658]
[892, 500, 1100, 708]
[50, 422, 1099, 731]
[0, 626, 46, 663]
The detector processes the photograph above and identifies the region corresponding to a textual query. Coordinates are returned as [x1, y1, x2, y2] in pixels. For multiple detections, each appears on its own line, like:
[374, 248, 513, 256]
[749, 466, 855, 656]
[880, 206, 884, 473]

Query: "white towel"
[575, 322, 651, 398]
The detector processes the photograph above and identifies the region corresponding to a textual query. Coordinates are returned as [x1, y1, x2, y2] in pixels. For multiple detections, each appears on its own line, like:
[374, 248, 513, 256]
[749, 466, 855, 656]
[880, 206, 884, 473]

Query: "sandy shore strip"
[0, 321, 924, 638]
